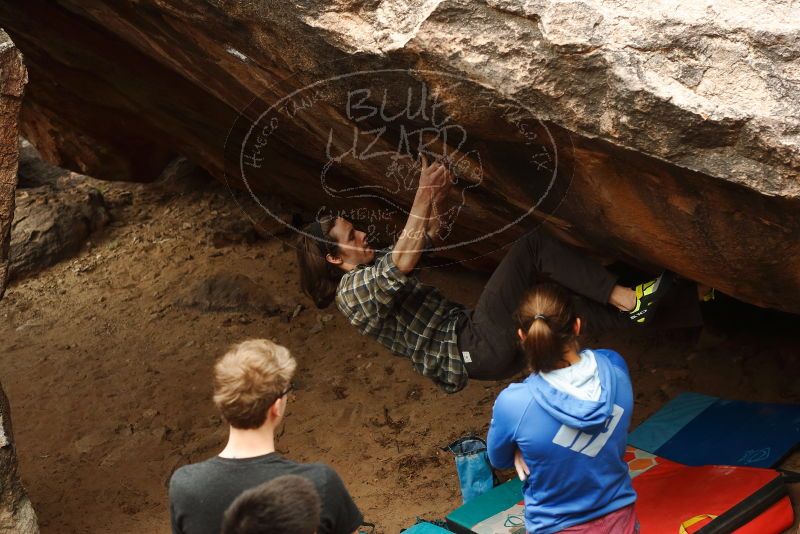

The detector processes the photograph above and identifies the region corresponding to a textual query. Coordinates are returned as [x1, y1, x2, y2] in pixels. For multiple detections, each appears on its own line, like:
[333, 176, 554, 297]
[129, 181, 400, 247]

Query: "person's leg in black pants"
[458, 228, 631, 380]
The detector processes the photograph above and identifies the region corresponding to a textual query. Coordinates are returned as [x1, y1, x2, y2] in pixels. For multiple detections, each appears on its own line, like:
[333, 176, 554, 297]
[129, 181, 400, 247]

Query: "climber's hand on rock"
[419, 154, 449, 197]
[432, 159, 453, 204]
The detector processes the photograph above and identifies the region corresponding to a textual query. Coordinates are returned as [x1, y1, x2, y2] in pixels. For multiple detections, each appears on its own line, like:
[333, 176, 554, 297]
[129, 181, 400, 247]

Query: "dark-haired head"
[296, 216, 344, 309]
[296, 216, 376, 308]
[516, 284, 581, 373]
[221, 474, 320, 534]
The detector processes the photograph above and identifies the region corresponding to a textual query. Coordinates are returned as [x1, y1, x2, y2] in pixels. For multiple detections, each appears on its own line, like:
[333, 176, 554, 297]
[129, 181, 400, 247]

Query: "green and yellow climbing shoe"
[629, 271, 675, 324]
[701, 287, 716, 302]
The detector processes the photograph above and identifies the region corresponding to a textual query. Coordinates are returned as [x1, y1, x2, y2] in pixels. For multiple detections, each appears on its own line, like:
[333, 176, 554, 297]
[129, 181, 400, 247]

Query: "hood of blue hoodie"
[526, 352, 617, 432]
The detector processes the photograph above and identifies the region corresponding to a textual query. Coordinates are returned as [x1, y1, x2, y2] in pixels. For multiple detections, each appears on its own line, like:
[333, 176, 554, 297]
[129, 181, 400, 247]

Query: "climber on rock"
[296, 156, 675, 393]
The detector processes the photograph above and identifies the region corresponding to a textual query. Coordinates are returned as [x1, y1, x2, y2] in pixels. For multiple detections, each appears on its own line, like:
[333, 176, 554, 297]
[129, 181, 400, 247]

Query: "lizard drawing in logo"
[319, 129, 483, 246]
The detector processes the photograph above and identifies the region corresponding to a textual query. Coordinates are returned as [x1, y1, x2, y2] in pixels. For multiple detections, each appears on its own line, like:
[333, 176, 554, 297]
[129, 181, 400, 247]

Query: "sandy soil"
[1, 174, 799, 533]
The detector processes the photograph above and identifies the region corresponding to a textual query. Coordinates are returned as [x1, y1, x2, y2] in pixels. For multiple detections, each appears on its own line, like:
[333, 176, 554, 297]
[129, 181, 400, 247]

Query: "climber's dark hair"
[221, 474, 320, 534]
[296, 215, 344, 309]
[516, 283, 578, 373]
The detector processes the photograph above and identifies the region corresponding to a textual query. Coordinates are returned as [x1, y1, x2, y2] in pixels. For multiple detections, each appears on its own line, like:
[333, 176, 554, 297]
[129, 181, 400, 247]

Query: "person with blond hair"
[487, 284, 638, 533]
[168, 339, 362, 534]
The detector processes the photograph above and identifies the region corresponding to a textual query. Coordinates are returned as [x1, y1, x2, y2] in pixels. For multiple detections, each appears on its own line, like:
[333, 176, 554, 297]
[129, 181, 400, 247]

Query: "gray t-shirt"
[169, 452, 363, 534]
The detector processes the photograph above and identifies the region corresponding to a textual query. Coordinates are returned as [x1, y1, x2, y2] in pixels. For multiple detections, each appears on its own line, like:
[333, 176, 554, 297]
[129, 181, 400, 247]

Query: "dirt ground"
[1, 174, 799, 533]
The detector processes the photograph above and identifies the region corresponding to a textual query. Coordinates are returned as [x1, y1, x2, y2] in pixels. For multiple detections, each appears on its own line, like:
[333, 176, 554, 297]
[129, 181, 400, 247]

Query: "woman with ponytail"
[487, 284, 638, 533]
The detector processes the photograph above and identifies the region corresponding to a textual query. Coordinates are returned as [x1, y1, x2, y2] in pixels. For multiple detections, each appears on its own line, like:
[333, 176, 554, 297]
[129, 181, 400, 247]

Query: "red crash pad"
[625, 446, 794, 533]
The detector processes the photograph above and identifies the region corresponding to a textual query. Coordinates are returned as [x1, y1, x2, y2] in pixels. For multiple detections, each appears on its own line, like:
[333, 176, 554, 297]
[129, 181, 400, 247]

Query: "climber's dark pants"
[456, 228, 631, 380]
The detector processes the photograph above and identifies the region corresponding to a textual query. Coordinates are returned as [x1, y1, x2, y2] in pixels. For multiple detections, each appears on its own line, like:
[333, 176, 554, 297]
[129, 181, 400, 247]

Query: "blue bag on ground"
[445, 436, 495, 503]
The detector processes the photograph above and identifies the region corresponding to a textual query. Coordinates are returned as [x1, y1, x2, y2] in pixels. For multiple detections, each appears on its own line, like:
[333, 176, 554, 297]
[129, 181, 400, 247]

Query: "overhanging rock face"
[0, 1, 798, 312]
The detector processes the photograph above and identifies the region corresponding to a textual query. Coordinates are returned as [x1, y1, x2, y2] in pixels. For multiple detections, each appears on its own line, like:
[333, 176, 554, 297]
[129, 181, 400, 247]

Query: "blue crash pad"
[627, 392, 800, 467]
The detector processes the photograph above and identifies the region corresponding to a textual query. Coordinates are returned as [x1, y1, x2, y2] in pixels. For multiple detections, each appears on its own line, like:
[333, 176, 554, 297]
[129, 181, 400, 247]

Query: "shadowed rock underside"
[0, 1, 798, 311]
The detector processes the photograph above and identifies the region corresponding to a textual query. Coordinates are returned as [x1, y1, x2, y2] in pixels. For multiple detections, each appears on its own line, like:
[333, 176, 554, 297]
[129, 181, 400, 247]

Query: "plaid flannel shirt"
[335, 249, 468, 393]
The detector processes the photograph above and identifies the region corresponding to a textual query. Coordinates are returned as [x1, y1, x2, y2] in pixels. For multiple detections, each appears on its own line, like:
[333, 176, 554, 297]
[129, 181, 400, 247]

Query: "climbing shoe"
[629, 271, 675, 324]
[701, 287, 716, 302]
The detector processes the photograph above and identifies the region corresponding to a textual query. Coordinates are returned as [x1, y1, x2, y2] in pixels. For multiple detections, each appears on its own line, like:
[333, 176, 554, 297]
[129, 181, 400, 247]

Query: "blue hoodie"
[487, 349, 636, 533]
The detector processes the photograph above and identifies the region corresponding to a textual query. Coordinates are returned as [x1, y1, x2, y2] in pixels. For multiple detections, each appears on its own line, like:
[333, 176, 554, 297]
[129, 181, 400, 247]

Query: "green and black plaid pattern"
[335, 251, 468, 393]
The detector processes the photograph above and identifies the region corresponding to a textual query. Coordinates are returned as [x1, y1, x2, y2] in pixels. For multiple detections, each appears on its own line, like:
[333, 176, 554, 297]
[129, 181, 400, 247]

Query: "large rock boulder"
[9, 178, 109, 281]
[0, 383, 38, 534]
[0, 30, 37, 534]
[0, 29, 26, 299]
[0, 2, 798, 311]
[9, 141, 110, 281]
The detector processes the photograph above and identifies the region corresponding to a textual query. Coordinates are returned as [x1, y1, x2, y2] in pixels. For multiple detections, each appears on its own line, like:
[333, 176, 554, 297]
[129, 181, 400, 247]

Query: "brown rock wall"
[0, 30, 37, 534]
[0, 29, 26, 299]
[0, 383, 38, 534]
